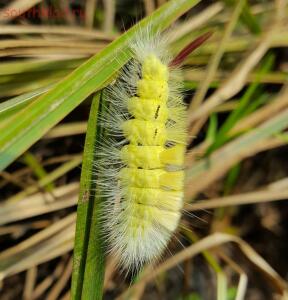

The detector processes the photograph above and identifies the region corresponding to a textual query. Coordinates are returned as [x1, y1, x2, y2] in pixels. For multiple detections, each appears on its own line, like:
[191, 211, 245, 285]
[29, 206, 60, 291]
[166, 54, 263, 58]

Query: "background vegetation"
[0, 0, 287, 299]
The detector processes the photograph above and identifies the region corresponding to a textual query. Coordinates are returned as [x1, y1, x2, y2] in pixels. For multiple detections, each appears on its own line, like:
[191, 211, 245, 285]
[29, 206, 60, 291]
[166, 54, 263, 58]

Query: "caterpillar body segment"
[98, 33, 187, 271]
[127, 97, 169, 122]
[119, 168, 184, 190]
[120, 144, 185, 168]
[123, 187, 184, 211]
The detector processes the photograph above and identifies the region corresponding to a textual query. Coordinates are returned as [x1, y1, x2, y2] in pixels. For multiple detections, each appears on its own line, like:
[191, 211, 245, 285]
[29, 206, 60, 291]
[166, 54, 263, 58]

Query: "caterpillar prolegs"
[97, 31, 211, 271]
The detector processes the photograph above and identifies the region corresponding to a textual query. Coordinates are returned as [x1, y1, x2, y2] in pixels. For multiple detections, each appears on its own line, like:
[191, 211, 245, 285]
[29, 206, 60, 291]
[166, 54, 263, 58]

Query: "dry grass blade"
[85, 0, 98, 28]
[188, 31, 272, 125]
[169, 2, 224, 43]
[185, 108, 288, 198]
[185, 131, 287, 168]
[0, 223, 75, 279]
[6, 156, 81, 203]
[0, 0, 43, 23]
[116, 265, 154, 300]
[46, 257, 73, 300]
[186, 135, 288, 198]
[31, 258, 67, 300]
[189, 0, 245, 111]
[0, 47, 103, 58]
[217, 252, 248, 300]
[0, 213, 75, 262]
[144, 0, 156, 15]
[0, 39, 106, 49]
[234, 271, 248, 300]
[23, 266, 37, 300]
[184, 68, 288, 84]
[185, 188, 288, 211]
[103, 256, 117, 290]
[0, 25, 117, 40]
[188, 1, 287, 126]
[131, 233, 287, 294]
[43, 122, 87, 139]
[103, 0, 116, 34]
[59, 0, 76, 25]
[0, 183, 78, 225]
[268, 177, 288, 190]
[231, 85, 288, 134]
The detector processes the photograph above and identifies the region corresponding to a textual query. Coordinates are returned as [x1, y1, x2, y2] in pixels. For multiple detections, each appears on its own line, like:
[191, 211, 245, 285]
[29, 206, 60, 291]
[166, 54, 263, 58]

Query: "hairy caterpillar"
[97, 29, 211, 271]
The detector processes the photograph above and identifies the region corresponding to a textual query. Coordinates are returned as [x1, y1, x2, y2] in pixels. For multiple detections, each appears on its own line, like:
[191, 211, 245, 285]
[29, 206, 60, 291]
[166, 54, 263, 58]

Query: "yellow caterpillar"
[98, 31, 210, 270]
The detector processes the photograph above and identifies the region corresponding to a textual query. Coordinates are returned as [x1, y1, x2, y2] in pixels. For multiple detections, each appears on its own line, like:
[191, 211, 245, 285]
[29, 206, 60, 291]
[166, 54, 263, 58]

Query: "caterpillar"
[97, 29, 211, 271]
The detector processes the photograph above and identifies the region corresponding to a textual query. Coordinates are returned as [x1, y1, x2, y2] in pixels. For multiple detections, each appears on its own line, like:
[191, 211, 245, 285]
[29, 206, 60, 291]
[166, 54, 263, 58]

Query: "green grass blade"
[0, 84, 54, 123]
[241, 92, 270, 117]
[71, 92, 104, 300]
[0, 70, 68, 98]
[275, 133, 288, 144]
[22, 151, 55, 192]
[223, 163, 241, 195]
[205, 113, 218, 143]
[0, 0, 200, 172]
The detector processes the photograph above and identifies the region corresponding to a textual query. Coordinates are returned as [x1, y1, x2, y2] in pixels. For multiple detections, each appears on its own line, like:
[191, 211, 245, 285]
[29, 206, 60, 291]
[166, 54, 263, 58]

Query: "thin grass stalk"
[71, 92, 104, 299]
